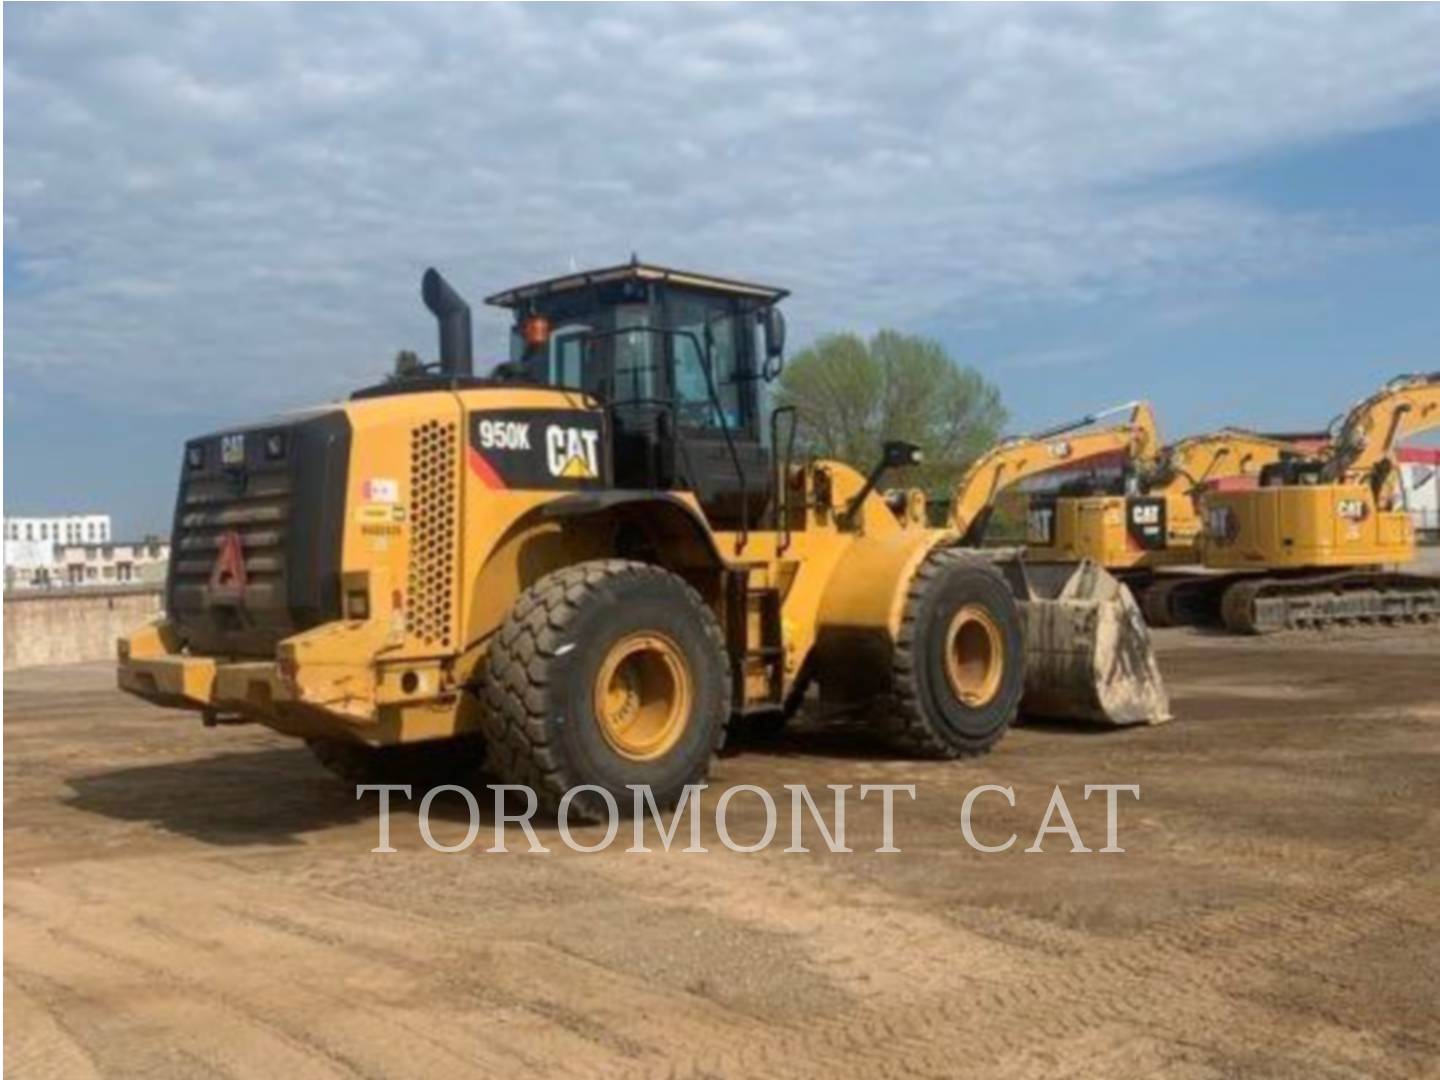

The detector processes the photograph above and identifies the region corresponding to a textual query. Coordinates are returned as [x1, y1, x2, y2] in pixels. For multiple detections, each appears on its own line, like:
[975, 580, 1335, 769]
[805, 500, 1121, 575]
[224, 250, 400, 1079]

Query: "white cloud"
[5, 3, 1440, 413]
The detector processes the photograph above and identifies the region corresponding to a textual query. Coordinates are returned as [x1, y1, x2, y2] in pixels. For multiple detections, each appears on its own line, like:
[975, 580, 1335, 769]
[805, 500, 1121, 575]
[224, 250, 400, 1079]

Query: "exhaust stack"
[421, 268, 473, 377]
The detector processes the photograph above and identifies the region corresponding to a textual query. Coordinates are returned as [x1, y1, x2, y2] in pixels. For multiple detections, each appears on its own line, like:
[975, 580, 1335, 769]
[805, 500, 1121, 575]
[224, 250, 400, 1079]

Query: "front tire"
[887, 549, 1024, 757]
[481, 560, 731, 821]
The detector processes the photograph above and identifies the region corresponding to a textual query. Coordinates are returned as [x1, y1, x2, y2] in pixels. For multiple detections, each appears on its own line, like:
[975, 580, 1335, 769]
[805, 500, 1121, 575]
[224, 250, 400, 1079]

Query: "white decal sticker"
[1337, 498, 1368, 522]
[221, 433, 245, 465]
[363, 478, 399, 504]
[476, 420, 533, 451]
[1027, 508, 1055, 544]
[545, 425, 601, 479]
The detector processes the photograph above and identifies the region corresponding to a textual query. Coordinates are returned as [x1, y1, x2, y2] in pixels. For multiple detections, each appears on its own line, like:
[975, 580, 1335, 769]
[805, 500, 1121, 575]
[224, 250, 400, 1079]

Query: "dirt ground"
[5, 625, 1439, 1079]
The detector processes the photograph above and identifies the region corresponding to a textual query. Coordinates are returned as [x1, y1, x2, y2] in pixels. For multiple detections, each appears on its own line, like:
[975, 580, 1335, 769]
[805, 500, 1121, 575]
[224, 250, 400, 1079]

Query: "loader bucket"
[1014, 560, 1171, 726]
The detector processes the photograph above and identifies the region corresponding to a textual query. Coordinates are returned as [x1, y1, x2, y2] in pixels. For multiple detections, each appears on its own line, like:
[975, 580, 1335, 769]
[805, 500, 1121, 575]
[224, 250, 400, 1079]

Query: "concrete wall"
[3, 586, 163, 670]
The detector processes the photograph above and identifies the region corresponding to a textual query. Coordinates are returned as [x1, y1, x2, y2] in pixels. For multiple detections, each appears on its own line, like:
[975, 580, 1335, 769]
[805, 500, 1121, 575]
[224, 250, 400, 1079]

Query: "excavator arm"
[1325, 372, 1440, 486]
[950, 401, 1160, 542]
[1143, 428, 1301, 501]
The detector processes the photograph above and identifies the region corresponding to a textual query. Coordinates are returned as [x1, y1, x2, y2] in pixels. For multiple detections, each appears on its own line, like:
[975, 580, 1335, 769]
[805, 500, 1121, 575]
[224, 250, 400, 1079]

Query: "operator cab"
[486, 260, 789, 529]
[1259, 457, 1324, 487]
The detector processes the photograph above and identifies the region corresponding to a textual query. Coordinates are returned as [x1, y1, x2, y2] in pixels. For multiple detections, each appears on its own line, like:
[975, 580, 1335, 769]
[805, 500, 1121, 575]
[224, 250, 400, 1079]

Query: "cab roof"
[484, 259, 789, 309]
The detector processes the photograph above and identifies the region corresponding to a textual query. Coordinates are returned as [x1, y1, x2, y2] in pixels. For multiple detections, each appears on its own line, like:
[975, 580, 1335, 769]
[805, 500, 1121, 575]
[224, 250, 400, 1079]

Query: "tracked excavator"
[945, 401, 1162, 544]
[1025, 427, 1300, 574]
[117, 261, 1168, 821]
[1165, 371, 1440, 632]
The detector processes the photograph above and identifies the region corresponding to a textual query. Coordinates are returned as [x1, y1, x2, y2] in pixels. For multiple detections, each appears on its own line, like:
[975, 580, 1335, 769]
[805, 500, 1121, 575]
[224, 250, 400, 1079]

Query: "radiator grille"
[407, 420, 457, 648]
[167, 410, 350, 656]
[171, 467, 291, 615]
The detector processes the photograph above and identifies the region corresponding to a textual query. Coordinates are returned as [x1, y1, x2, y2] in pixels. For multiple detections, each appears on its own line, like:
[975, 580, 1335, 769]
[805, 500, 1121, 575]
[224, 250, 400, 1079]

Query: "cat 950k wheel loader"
[118, 261, 1168, 820]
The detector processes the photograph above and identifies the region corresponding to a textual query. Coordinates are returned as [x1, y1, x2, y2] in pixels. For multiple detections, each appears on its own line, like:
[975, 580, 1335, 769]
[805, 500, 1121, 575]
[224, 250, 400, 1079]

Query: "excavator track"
[1219, 571, 1440, 634]
[1137, 575, 1223, 628]
[1138, 579, 1179, 627]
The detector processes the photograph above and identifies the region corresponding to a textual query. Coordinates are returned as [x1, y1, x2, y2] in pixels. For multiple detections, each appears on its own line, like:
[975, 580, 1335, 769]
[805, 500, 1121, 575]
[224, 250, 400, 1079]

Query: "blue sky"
[5, 3, 1440, 537]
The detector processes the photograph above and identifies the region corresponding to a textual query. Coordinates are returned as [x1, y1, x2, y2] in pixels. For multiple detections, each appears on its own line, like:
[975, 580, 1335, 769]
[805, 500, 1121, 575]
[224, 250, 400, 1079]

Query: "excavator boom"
[1142, 428, 1301, 500]
[949, 401, 1160, 542]
[1324, 371, 1440, 485]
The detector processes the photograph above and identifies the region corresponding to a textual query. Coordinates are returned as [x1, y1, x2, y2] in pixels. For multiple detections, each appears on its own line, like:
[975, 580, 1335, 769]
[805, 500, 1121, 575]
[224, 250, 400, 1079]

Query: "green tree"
[775, 330, 1006, 494]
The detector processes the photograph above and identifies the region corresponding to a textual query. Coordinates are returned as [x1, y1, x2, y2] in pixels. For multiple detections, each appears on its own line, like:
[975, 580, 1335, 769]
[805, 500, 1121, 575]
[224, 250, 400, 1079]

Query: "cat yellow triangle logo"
[545, 423, 602, 480]
[559, 453, 596, 479]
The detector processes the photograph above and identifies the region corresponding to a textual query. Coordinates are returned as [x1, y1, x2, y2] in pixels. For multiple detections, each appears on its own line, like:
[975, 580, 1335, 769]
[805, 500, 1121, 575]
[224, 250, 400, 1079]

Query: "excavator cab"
[1259, 458, 1324, 488]
[486, 262, 788, 531]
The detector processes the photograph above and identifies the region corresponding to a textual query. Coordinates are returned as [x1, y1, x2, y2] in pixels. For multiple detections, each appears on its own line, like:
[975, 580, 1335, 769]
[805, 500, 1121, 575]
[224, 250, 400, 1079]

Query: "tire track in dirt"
[8, 648, 1440, 1079]
[579, 835, 1436, 1079]
[27, 785, 1418, 1079]
[2, 972, 107, 1080]
[5, 859, 789, 1079]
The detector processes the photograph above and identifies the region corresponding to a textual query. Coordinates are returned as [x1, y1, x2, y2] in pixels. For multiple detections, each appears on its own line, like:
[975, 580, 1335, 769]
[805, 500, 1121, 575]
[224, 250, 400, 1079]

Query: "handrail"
[691, 330, 750, 553]
[770, 406, 799, 554]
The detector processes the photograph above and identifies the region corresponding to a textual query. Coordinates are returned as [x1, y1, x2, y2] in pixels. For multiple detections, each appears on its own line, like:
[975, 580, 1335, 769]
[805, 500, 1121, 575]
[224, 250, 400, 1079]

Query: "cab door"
[664, 291, 770, 531]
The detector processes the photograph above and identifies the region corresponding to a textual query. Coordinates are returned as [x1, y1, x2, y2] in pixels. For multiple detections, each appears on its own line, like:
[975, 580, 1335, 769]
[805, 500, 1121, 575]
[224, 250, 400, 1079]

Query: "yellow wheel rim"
[943, 604, 1005, 708]
[593, 632, 692, 761]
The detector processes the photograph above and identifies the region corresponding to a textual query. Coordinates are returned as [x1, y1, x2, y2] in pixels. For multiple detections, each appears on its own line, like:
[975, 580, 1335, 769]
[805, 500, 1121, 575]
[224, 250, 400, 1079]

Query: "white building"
[5, 514, 111, 547]
[54, 539, 170, 587]
[3, 514, 116, 589]
[1398, 447, 1439, 540]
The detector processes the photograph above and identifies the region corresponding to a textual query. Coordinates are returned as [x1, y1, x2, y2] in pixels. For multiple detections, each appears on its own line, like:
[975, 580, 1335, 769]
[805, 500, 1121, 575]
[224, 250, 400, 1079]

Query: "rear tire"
[481, 560, 730, 822]
[887, 549, 1024, 758]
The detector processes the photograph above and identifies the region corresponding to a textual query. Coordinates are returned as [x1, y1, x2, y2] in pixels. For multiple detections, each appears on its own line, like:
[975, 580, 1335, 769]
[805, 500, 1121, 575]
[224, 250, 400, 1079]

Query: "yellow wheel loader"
[117, 262, 1168, 819]
[1171, 371, 1440, 632]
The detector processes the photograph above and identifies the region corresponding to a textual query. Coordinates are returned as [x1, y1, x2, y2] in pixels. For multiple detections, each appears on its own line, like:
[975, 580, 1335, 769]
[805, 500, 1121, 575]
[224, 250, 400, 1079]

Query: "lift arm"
[950, 401, 1160, 542]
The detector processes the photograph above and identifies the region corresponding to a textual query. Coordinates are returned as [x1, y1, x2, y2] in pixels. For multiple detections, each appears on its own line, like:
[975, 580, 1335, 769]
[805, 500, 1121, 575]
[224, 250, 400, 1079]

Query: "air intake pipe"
[421, 268, 473, 377]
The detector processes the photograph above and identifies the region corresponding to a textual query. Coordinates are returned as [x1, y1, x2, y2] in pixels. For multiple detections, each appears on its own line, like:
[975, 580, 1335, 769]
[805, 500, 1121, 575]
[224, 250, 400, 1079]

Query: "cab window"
[612, 305, 658, 402]
[666, 290, 749, 434]
[511, 281, 656, 402]
[548, 324, 591, 388]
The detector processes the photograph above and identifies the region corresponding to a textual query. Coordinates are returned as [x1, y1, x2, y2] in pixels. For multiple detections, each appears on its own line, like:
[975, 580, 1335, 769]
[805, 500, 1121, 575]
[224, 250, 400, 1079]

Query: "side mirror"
[761, 306, 787, 376]
[882, 440, 924, 468]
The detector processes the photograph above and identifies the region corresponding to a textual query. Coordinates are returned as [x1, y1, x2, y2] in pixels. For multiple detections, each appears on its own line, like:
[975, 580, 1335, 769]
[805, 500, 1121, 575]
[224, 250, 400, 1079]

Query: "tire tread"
[480, 559, 730, 817]
[886, 548, 1017, 759]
